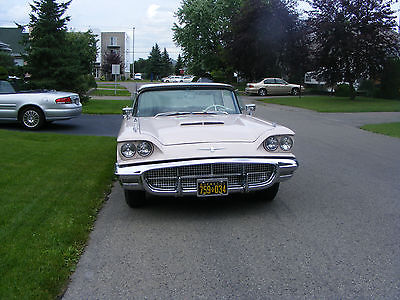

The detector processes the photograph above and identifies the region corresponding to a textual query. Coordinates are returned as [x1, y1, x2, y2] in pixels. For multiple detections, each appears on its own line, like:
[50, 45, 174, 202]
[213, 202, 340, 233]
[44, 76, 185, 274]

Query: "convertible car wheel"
[261, 183, 280, 201]
[20, 107, 45, 130]
[124, 190, 146, 208]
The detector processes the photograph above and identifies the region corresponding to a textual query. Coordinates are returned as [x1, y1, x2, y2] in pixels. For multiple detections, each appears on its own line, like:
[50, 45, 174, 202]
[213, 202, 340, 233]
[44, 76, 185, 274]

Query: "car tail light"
[55, 97, 72, 104]
[248, 84, 254, 88]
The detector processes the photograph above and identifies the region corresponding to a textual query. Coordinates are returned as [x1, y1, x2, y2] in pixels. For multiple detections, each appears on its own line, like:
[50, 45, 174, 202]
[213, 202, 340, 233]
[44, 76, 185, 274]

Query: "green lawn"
[83, 100, 132, 114]
[97, 84, 127, 90]
[259, 96, 400, 112]
[0, 130, 115, 299]
[361, 122, 400, 138]
[90, 89, 131, 97]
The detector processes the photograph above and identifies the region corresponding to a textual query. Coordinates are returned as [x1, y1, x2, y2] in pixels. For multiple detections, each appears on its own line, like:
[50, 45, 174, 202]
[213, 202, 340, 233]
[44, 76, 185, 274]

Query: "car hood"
[135, 114, 277, 146]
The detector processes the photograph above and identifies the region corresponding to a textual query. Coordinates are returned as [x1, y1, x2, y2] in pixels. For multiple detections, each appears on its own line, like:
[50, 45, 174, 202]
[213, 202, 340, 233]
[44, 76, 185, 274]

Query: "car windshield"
[0, 81, 16, 94]
[135, 88, 241, 117]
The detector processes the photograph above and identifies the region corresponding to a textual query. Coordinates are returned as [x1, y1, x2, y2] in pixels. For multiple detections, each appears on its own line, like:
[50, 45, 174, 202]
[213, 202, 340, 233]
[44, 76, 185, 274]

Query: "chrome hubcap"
[23, 110, 40, 128]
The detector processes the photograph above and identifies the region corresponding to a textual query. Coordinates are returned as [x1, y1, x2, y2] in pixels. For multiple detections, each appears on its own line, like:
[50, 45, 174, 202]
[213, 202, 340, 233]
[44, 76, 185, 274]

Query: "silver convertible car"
[115, 83, 298, 207]
[0, 80, 82, 129]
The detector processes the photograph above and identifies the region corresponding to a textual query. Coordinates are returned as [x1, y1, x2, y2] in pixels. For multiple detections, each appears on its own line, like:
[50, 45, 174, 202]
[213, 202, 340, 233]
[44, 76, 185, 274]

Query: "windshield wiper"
[154, 111, 192, 117]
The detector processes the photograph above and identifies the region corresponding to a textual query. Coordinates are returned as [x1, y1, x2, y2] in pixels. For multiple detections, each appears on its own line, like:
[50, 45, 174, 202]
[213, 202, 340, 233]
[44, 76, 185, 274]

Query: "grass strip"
[259, 96, 400, 112]
[83, 100, 132, 114]
[90, 89, 131, 97]
[97, 84, 127, 90]
[0, 130, 116, 299]
[360, 122, 400, 138]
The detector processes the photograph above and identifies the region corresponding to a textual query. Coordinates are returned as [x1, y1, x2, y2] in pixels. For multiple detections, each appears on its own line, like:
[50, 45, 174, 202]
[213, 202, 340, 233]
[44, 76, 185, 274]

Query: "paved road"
[61, 100, 400, 299]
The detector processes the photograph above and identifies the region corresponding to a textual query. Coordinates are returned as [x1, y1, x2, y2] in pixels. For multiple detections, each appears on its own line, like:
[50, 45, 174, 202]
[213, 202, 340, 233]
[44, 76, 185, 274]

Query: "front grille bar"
[144, 163, 276, 193]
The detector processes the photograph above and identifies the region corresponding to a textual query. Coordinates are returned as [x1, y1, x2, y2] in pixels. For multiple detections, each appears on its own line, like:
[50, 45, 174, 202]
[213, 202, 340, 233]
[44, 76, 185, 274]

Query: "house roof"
[0, 27, 28, 55]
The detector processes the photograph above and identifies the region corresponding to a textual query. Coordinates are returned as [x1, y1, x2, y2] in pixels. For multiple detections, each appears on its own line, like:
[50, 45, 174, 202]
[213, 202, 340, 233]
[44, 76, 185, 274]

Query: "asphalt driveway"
[61, 100, 400, 299]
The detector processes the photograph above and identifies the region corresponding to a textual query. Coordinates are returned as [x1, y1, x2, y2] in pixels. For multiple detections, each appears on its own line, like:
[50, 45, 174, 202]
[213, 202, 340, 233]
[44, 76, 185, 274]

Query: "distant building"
[100, 32, 129, 78]
[0, 27, 28, 66]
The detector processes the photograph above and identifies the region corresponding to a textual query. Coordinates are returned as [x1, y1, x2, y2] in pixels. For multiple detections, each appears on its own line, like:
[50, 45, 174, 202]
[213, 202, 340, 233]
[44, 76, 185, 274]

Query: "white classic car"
[0, 80, 82, 129]
[245, 78, 304, 96]
[115, 83, 298, 207]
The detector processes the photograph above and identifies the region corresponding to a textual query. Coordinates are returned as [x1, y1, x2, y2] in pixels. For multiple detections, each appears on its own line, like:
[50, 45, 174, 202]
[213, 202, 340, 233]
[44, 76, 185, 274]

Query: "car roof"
[138, 82, 234, 93]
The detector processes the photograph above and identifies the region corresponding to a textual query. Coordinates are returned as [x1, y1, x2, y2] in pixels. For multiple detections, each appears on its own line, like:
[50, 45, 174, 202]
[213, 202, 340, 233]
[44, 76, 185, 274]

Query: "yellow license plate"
[197, 179, 228, 197]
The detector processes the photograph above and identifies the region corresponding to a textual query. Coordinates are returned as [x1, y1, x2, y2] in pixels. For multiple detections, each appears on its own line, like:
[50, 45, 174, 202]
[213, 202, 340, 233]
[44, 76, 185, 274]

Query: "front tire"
[20, 106, 45, 130]
[258, 88, 267, 96]
[261, 183, 280, 201]
[124, 190, 146, 208]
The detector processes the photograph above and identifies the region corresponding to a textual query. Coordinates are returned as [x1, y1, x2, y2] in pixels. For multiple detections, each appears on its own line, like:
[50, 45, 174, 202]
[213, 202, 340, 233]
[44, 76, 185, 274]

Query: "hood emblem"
[198, 146, 225, 153]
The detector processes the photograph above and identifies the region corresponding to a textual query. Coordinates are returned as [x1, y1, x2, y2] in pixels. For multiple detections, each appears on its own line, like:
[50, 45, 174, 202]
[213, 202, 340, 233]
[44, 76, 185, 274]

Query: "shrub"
[380, 59, 400, 99]
[0, 66, 8, 80]
[335, 84, 352, 97]
[358, 80, 380, 98]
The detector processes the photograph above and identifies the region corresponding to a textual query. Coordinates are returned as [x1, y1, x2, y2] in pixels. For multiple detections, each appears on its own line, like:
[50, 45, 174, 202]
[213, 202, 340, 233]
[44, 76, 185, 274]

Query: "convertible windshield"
[136, 88, 240, 117]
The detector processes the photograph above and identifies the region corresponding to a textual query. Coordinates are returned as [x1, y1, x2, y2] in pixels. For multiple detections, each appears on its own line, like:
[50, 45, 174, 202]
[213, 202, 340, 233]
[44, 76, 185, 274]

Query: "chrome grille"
[144, 163, 276, 192]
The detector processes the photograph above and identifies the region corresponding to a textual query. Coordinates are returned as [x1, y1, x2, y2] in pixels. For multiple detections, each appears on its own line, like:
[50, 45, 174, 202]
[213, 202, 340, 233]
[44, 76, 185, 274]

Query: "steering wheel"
[204, 104, 230, 112]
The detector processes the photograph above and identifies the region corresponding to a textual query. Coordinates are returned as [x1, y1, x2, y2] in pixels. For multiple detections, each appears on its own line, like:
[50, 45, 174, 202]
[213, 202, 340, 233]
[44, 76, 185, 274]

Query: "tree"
[380, 58, 400, 99]
[102, 50, 123, 80]
[0, 52, 15, 71]
[25, 0, 97, 101]
[26, 0, 71, 89]
[161, 47, 173, 77]
[134, 58, 150, 77]
[173, 0, 242, 76]
[147, 44, 163, 79]
[226, 0, 308, 81]
[308, 0, 400, 99]
[66, 31, 97, 76]
[175, 54, 184, 75]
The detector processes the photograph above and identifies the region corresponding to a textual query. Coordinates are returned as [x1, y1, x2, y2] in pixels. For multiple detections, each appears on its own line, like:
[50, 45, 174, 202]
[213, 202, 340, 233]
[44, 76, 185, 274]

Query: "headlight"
[264, 136, 279, 151]
[137, 141, 153, 157]
[280, 136, 293, 151]
[121, 143, 136, 158]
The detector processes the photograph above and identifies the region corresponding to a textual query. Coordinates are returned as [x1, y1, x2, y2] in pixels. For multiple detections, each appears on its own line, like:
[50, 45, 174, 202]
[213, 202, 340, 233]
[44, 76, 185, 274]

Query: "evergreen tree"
[25, 0, 97, 101]
[148, 44, 163, 79]
[161, 48, 173, 77]
[175, 54, 184, 75]
[26, 0, 71, 89]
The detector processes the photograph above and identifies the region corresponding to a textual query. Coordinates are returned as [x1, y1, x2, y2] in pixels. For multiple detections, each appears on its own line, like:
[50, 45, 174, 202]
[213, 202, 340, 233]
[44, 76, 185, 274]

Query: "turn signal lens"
[55, 97, 72, 104]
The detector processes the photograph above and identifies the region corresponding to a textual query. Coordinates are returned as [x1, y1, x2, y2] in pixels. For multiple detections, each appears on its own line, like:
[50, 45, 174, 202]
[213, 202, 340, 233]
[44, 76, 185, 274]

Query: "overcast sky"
[0, 0, 182, 62]
[0, 0, 399, 63]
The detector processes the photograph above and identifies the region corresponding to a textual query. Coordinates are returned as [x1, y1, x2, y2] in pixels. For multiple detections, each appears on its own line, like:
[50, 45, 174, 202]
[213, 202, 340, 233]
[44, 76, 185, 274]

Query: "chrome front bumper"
[115, 157, 298, 197]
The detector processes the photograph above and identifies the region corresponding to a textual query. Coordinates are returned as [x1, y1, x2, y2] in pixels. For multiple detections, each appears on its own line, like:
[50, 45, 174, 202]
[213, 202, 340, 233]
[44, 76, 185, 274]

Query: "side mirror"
[122, 107, 133, 119]
[245, 104, 256, 116]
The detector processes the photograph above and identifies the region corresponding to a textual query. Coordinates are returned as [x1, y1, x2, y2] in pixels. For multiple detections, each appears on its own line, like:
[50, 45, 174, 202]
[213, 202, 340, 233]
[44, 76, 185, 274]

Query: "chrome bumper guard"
[115, 157, 298, 196]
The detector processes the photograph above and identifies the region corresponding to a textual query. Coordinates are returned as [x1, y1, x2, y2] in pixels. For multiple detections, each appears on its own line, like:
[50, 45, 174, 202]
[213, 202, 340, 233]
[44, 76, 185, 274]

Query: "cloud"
[147, 4, 160, 20]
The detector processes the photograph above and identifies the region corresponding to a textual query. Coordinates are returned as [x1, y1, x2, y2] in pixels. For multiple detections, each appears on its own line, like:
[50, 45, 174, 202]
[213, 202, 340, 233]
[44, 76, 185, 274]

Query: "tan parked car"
[115, 83, 298, 208]
[245, 78, 304, 96]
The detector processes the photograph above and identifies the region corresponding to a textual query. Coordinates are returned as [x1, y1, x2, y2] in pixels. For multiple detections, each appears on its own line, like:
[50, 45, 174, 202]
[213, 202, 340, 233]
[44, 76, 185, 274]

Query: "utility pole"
[132, 26, 135, 76]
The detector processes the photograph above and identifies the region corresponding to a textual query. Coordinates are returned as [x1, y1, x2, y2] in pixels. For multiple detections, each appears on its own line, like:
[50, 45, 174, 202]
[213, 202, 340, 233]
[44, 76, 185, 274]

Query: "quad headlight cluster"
[263, 135, 293, 152]
[121, 141, 154, 158]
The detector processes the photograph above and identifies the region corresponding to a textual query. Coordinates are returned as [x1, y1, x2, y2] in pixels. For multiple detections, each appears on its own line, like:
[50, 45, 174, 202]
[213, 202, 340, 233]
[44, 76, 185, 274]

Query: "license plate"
[197, 178, 228, 197]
